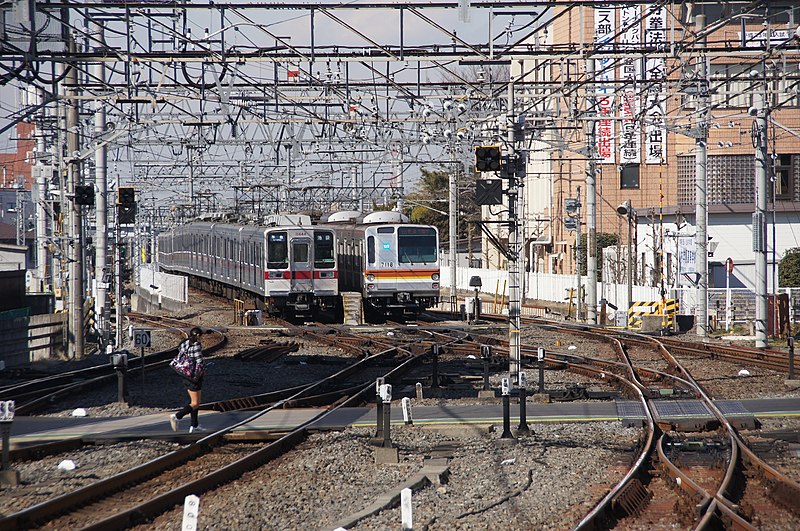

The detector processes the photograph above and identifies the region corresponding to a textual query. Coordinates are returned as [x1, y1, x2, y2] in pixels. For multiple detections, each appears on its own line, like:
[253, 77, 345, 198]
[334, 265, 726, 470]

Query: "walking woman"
[170, 327, 206, 433]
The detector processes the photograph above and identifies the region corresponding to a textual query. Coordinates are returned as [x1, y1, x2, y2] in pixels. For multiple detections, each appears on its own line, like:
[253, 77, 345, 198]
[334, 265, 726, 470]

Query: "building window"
[620, 164, 639, 189]
[774, 154, 793, 200]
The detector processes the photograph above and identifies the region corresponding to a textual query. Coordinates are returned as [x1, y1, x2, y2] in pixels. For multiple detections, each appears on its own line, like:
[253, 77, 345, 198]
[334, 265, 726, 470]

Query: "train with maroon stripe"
[322, 210, 440, 321]
[157, 214, 339, 319]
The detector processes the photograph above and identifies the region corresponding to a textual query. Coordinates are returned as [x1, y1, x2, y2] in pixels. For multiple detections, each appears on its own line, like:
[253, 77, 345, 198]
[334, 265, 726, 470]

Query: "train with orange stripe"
[157, 215, 339, 319]
[322, 210, 440, 321]
[157, 211, 439, 321]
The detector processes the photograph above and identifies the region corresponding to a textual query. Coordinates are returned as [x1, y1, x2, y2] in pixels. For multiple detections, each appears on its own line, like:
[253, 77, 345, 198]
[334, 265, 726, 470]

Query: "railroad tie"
[610, 478, 652, 517]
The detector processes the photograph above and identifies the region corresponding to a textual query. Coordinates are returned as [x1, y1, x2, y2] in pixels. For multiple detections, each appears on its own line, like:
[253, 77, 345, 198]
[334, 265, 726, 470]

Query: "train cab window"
[293, 242, 309, 263]
[267, 232, 288, 269]
[367, 236, 376, 264]
[398, 227, 438, 264]
[314, 231, 335, 268]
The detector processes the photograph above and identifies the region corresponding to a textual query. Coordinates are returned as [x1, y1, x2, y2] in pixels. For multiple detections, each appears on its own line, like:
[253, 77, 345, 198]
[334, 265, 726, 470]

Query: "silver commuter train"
[323, 210, 440, 320]
[157, 215, 338, 318]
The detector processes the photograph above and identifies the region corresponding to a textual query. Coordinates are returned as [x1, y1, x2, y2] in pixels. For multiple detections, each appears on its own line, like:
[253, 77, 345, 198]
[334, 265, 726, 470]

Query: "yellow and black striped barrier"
[628, 298, 679, 330]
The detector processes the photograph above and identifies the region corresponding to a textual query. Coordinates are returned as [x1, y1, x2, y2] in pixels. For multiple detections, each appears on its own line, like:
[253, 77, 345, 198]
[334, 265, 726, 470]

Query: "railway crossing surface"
[7, 398, 800, 449]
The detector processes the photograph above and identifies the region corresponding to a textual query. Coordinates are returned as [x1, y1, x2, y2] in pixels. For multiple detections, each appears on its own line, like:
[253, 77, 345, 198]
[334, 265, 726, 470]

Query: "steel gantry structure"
[2, 0, 799, 360]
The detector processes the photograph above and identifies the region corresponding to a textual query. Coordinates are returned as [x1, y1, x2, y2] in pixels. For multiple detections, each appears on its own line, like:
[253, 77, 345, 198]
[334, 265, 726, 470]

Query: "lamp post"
[617, 200, 634, 328]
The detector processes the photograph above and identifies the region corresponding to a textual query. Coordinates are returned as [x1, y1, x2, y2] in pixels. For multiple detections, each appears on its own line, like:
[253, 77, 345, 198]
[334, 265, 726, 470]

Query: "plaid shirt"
[184, 339, 203, 362]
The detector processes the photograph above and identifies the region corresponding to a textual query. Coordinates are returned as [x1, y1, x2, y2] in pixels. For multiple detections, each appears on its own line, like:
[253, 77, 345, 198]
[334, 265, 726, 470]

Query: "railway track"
[433, 315, 800, 527]
[3, 310, 798, 528]
[0, 315, 224, 415]
[0, 325, 451, 530]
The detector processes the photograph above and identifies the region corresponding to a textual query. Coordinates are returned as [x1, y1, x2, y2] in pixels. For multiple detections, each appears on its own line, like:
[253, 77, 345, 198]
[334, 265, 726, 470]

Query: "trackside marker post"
[402, 397, 413, 425]
[375, 384, 399, 464]
[500, 378, 515, 440]
[481, 345, 491, 390]
[431, 345, 440, 388]
[537, 347, 546, 394]
[517, 371, 530, 435]
[0, 400, 19, 486]
[380, 384, 393, 448]
[182, 494, 200, 531]
[401, 487, 413, 531]
[374, 377, 385, 441]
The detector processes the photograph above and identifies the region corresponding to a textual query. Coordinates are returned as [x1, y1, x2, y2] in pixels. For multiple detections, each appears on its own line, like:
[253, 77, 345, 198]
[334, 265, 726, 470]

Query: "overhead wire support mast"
[507, 69, 521, 383]
[695, 13, 709, 340]
[585, 57, 598, 325]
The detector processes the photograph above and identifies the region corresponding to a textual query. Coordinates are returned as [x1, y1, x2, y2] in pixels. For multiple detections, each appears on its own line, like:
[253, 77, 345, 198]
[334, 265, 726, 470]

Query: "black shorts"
[182, 375, 203, 391]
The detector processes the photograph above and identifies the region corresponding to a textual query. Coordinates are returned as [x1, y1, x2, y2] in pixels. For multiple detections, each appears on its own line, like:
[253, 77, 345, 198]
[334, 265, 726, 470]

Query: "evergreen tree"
[403, 167, 478, 245]
[579, 232, 619, 280]
[779, 247, 800, 287]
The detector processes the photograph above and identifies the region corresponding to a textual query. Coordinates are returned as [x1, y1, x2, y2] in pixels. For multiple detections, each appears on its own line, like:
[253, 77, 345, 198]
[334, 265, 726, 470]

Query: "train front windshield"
[398, 227, 437, 264]
[314, 231, 335, 268]
[267, 232, 288, 269]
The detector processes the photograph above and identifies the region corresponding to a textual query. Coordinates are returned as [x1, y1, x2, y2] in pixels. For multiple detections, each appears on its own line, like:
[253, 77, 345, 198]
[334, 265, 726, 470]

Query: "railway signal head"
[74, 185, 94, 206]
[117, 186, 136, 224]
[475, 145, 502, 172]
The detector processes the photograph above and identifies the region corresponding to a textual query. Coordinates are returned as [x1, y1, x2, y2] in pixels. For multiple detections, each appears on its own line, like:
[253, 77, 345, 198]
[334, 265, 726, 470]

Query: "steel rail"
[0, 328, 433, 530]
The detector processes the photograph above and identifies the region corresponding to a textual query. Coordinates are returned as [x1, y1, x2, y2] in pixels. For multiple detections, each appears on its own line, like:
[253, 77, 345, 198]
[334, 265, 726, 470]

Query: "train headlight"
[431, 273, 440, 281]
[432, 283, 439, 289]
[366, 274, 375, 282]
[367, 284, 375, 290]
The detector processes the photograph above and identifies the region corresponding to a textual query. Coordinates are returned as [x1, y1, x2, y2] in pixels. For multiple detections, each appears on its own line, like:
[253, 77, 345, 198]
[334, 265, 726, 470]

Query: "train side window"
[367, 236, 375, 264]
[267, 232, 288, 269]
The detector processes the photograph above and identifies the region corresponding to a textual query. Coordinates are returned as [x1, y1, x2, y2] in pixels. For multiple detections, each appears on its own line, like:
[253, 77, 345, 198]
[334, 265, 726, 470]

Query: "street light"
[616, 200, 635, 328]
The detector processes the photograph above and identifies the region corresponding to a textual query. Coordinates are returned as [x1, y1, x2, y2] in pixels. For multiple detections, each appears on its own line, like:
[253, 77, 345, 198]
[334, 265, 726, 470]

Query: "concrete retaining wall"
[0, 313, 65, 368]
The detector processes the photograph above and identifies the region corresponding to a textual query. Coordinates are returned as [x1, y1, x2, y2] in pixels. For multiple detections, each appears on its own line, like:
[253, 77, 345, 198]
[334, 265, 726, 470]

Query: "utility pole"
[34, 98, 48, 293]
[585, 59, 598, 325]
[66, 37, 85, 359]
[575, 187, 582, 323]
[93, 21, 110, 348]
[695, 14, 709, 339]
[507, 72, 521, 383]
[115, 187, 123, 349]
[753, 88, 769, 348]
[449, 159, 457, 311]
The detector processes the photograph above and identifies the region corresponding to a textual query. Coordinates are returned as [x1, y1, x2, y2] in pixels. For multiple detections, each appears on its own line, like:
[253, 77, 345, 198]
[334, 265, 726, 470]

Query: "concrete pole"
[575, 195, 582, 323]
[66, 37, 85, 359]
[449, 160, 457, 309]
[507, 73, 521, 382]
[626, 206, 633, 326]
[93, 21, 109, 347]
[754, 90, 769, 348]
[115, 198, 123, 349]
[394, 156, 404, 213]
[585, 59, 598, 324]
[35, 108, 48, 292]
[695, 14, 708, 338]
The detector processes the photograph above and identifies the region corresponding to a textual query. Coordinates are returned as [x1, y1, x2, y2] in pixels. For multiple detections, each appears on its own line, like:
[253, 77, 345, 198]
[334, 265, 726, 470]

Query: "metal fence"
[440, 266, 800, 324]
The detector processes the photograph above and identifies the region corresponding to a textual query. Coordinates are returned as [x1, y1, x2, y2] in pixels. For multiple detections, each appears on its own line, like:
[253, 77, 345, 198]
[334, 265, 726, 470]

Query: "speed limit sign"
[133, 330, 151, 348]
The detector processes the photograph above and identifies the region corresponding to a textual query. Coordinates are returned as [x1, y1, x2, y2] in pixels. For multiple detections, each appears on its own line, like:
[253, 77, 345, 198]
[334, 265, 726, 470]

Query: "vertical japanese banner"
[594, 5, 615, 164]
[645, 5, 667, 164]
[619, 6, 640, 164]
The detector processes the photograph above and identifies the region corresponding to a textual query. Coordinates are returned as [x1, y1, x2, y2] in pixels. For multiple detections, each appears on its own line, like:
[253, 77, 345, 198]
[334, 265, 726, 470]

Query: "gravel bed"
[671, 352, 800, 400]
[741, 417, 800, 484]
[354, 421, 639, 530]
[0, 439, 183, 517]
[3, 291, 798, 529]
[128, 421, 639, 530]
